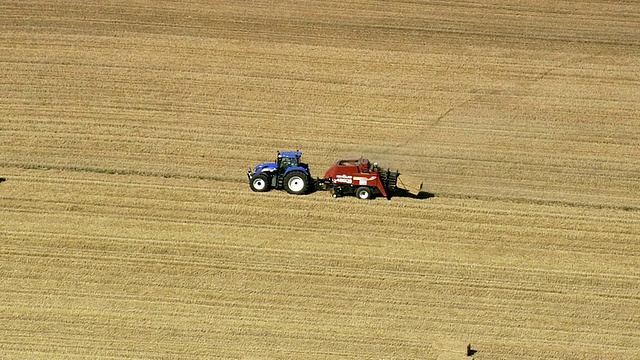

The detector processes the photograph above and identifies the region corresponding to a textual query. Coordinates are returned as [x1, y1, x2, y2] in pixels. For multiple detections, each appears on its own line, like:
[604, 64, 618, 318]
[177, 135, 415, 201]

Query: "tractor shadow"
[390, 188, 435, 200]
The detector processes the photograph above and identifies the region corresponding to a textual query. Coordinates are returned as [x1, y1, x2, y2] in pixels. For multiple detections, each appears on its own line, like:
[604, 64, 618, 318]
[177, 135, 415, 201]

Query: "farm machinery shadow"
[389, 188, 435, 200]
[297, 186, 434, 200]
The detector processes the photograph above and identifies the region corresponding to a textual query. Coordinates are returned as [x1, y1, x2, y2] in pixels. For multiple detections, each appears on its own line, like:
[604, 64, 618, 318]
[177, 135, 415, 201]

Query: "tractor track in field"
[4, 164, 637, 226]
[3, 171, 639, 262]
[0, 162, 229, 182]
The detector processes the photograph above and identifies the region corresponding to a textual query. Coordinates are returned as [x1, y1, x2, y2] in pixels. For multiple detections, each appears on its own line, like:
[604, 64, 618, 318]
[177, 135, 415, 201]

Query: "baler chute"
[395, 174, 425, 197]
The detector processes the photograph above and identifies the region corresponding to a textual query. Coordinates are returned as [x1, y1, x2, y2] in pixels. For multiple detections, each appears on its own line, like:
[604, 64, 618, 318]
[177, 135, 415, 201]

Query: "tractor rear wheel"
[283, 171, 309, 195]
[356, 186, 373, 200]
[250, 173, 270, 192]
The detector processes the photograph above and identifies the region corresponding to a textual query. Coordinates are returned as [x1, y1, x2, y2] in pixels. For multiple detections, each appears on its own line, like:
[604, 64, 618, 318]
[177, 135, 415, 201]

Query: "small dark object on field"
[467, 344, 477, 356]
[0, 178, 6, 183]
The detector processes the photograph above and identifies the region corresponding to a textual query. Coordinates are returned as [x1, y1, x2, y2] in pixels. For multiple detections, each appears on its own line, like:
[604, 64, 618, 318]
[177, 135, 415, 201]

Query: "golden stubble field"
[1, 0, 639, 359]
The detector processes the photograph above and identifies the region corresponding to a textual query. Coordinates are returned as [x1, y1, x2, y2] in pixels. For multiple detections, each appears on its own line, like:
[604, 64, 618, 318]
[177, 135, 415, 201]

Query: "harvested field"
[1, 0, 639, 359]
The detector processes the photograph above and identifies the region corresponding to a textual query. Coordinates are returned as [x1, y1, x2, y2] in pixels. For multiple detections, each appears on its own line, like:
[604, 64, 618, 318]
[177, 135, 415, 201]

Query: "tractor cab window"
[278, 157, 299, 170]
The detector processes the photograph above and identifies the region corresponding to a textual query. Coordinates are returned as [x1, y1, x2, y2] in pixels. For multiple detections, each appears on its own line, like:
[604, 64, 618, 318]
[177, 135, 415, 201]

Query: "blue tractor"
[247, 151, 312, 194]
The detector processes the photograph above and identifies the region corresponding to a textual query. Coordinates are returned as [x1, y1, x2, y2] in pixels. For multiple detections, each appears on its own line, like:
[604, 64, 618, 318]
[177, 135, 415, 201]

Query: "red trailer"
[317, 158, 400, 199]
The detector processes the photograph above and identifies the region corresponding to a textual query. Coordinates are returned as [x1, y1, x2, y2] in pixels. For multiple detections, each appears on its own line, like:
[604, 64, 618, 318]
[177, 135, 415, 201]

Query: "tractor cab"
[277, 151, 302, 170]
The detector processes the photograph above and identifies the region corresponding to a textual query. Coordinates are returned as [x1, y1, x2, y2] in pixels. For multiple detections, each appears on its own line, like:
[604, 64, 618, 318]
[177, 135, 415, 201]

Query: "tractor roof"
[278, 151, 302, 159]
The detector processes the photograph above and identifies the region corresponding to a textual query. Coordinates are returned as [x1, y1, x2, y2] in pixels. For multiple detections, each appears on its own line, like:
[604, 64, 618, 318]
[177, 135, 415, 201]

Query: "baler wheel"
[356, 186, 373, 200]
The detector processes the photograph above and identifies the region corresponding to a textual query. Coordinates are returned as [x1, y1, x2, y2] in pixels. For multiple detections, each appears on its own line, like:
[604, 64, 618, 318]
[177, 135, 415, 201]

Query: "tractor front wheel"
[283, 171, 309, 195]
[250, 173, 271, 192]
